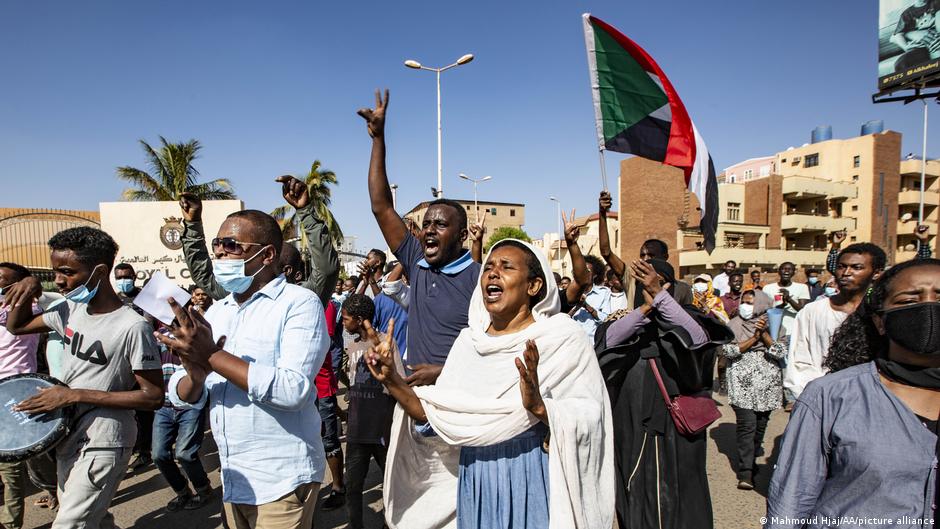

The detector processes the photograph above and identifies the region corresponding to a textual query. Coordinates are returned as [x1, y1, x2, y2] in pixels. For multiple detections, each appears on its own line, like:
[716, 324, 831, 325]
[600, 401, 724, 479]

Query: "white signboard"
[100, 200, 243, 287]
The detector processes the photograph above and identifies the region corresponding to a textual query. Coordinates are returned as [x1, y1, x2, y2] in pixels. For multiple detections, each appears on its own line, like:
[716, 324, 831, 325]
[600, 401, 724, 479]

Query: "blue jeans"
[152, 406, 210, 494]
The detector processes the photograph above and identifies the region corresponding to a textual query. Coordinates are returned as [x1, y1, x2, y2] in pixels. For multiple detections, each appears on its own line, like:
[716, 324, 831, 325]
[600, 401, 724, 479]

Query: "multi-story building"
[897, 157, 940, 261]
[403, 199, 526, 249]
[533, 211, 620, 276]
[720, 156, 776, 184]
[616, 127, 910, 278]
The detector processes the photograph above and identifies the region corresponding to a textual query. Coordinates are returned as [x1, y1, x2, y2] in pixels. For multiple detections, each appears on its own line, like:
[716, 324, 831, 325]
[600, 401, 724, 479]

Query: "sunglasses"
[211, 237, 264, 255]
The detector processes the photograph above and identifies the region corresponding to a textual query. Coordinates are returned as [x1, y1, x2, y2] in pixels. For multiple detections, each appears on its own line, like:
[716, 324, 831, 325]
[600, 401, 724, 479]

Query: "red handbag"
[648, 359, 721, 436]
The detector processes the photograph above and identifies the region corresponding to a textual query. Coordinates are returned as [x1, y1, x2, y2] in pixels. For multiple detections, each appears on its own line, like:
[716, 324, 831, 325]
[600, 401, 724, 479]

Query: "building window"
[781, 158, 787, 164]
[490, 208, 497, 215]
[853, 155, 860, 168]
[743, 169, 753, 180]
[510, 209, 516, 217]
[852, 175, 859, 182]
[727, 202, 741, 221]
[804, 153, 819, 168]
[851, 205, 858, 212]
[759, 165, 771, 177]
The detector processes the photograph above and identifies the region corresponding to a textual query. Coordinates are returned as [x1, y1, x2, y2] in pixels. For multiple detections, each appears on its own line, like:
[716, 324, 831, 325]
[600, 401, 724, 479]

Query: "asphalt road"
[20, 394, 789, 529]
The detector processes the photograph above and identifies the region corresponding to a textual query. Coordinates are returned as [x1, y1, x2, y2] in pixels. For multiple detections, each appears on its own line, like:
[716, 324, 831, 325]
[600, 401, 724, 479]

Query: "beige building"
[679, 130, 903, 276]
[613, 128, 928, 279]
[533, 212, 620, 277]
[100, 200, 243, 286]
[403, 199, 526, 249]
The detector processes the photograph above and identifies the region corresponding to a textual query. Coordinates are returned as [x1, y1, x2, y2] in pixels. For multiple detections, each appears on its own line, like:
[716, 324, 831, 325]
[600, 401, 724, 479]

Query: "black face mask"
[881, 302, 940, 355]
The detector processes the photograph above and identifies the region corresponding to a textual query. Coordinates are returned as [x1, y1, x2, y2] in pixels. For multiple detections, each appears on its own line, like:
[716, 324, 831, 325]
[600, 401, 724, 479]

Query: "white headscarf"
[383, 239, 614, 529]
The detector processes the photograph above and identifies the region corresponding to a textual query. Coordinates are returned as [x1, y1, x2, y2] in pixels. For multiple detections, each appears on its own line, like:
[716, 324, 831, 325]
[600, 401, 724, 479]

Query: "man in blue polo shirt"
[358, 89, 480, 386]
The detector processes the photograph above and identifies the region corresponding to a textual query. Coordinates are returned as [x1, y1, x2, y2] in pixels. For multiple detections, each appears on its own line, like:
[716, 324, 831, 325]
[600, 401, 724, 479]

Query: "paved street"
[21, 393, 789, 529]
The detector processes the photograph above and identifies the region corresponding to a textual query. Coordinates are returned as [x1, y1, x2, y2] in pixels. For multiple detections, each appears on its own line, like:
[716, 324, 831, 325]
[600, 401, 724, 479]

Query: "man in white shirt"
[712, 260, 737, 296]
[158, 210, 329, 529]
[762, 262, 811, 337]
[784, 244, 886, 399]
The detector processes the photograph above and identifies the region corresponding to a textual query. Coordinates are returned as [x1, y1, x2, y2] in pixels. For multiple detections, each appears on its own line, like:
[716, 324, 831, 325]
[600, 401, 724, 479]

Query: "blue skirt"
[456, 424, 550, 529]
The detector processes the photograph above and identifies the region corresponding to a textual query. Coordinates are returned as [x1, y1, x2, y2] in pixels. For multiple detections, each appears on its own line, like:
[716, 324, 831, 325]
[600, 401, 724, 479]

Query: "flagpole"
[598, 148, 609, 192]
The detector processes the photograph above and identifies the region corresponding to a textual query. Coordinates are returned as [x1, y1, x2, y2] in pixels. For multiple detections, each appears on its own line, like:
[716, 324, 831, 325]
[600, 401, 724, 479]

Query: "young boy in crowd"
[341, 294, 402, 529]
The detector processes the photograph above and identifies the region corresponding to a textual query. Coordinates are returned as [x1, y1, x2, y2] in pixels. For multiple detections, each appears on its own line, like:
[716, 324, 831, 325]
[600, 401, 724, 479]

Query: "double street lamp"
[404, 53, 474, 199]
[458, 173, 491, 222]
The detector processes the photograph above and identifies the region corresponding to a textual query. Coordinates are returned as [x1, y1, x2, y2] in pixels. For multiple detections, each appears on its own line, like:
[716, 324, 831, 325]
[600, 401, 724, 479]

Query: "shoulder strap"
[647, 358, 673, 407]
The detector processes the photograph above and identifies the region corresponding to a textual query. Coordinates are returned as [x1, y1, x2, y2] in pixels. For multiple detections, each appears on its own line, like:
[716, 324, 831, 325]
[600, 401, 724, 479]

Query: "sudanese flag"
[583, 13, 719, 253]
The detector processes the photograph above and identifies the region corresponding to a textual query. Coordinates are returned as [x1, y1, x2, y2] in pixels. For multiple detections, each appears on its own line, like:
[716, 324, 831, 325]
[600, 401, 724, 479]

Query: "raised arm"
[825, 230, 846, 275]
[276, 176, 341, 306]
[358, 89, 407, 252]
[598, 191, 626, 278]
[179, 194, 227, 301]
[468, 213, 486, 264]
[2, 277, 51, 335]
[563, 209, 591, 304]
[915, 224, 933, 259]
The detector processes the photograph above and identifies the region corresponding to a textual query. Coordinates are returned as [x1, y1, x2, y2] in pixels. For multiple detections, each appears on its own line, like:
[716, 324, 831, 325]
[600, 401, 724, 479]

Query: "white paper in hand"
[133, 271, 192, 325]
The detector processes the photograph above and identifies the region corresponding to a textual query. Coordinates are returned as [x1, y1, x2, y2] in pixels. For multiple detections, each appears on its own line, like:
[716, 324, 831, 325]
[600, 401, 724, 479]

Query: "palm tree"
[271, 160, 344, 245]
[116, 137, 236, 201]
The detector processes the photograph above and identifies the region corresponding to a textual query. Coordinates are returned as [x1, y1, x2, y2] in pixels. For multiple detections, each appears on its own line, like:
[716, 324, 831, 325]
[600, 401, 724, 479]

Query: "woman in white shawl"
[365, 239, 614, 529]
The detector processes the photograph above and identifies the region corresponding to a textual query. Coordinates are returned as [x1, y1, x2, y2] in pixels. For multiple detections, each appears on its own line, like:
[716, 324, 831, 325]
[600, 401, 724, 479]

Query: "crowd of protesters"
[0, 87, 936, 529]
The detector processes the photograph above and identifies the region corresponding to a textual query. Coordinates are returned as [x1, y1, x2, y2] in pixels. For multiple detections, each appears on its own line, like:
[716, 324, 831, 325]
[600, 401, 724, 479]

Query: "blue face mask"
[808, 277, 819, 285]
[65, 265, 103, 304]
[212, 247, 268, 294]
[115, 278, 135, 294]
[824, 286, 838, 297]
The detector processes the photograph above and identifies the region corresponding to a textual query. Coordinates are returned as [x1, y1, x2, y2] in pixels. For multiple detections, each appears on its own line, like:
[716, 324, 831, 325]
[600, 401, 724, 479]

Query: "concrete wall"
[100, 200, 243, 287]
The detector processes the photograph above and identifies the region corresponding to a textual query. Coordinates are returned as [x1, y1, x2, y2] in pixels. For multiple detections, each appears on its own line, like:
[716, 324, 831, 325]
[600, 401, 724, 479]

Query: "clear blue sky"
[1, 1, 935, 252]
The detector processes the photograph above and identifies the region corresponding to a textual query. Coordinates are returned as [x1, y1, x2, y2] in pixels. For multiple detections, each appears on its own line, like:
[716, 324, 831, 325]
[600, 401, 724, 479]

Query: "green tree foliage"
[484, 226, 532, 252]
[116, 137, 236, 201]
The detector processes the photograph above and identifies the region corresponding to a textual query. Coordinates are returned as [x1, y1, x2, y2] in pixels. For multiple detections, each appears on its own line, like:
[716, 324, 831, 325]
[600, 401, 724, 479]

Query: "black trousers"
[732, 405, 770, 480]
[134, 410, 154, 457]
[344, 442, 388, 529]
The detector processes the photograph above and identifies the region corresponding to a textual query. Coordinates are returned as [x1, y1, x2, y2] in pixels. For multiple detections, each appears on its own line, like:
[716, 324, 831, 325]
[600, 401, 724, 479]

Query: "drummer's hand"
[14, 386, 75, 414]
[154, 298, 222, 367]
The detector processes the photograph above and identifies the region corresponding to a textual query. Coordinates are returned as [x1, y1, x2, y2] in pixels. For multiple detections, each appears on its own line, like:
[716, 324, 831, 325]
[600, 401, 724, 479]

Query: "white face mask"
[738, 303, 755, 320]
[692, 282, 709, 294]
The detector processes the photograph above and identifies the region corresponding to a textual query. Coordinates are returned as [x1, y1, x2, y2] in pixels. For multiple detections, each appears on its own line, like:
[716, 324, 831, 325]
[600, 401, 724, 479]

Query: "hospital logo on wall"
[160, 217, 184, 250]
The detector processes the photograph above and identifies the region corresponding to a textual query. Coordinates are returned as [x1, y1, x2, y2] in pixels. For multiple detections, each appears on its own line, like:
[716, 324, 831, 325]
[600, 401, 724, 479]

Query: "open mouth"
[484, 283, 504, 303]
[424, 238, 440, 257]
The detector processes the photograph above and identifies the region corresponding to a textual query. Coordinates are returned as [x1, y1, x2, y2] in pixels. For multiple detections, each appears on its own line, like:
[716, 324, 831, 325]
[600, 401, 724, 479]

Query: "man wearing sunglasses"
[159, 209, 330, 529]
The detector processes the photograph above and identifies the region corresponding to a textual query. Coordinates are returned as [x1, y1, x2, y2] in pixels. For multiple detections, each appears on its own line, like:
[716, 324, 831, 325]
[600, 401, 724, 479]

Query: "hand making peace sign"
[357, 89, 390, 139]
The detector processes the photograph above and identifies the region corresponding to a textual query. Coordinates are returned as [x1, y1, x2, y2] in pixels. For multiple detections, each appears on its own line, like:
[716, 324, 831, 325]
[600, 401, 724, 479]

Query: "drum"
[0, 373, 73, 463]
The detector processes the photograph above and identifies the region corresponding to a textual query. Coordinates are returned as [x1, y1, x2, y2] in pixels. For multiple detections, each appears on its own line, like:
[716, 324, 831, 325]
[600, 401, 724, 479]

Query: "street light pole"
[405, 54, 474, 199]
[459, 173, 492, 223]
[549, 196, 562, 259]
